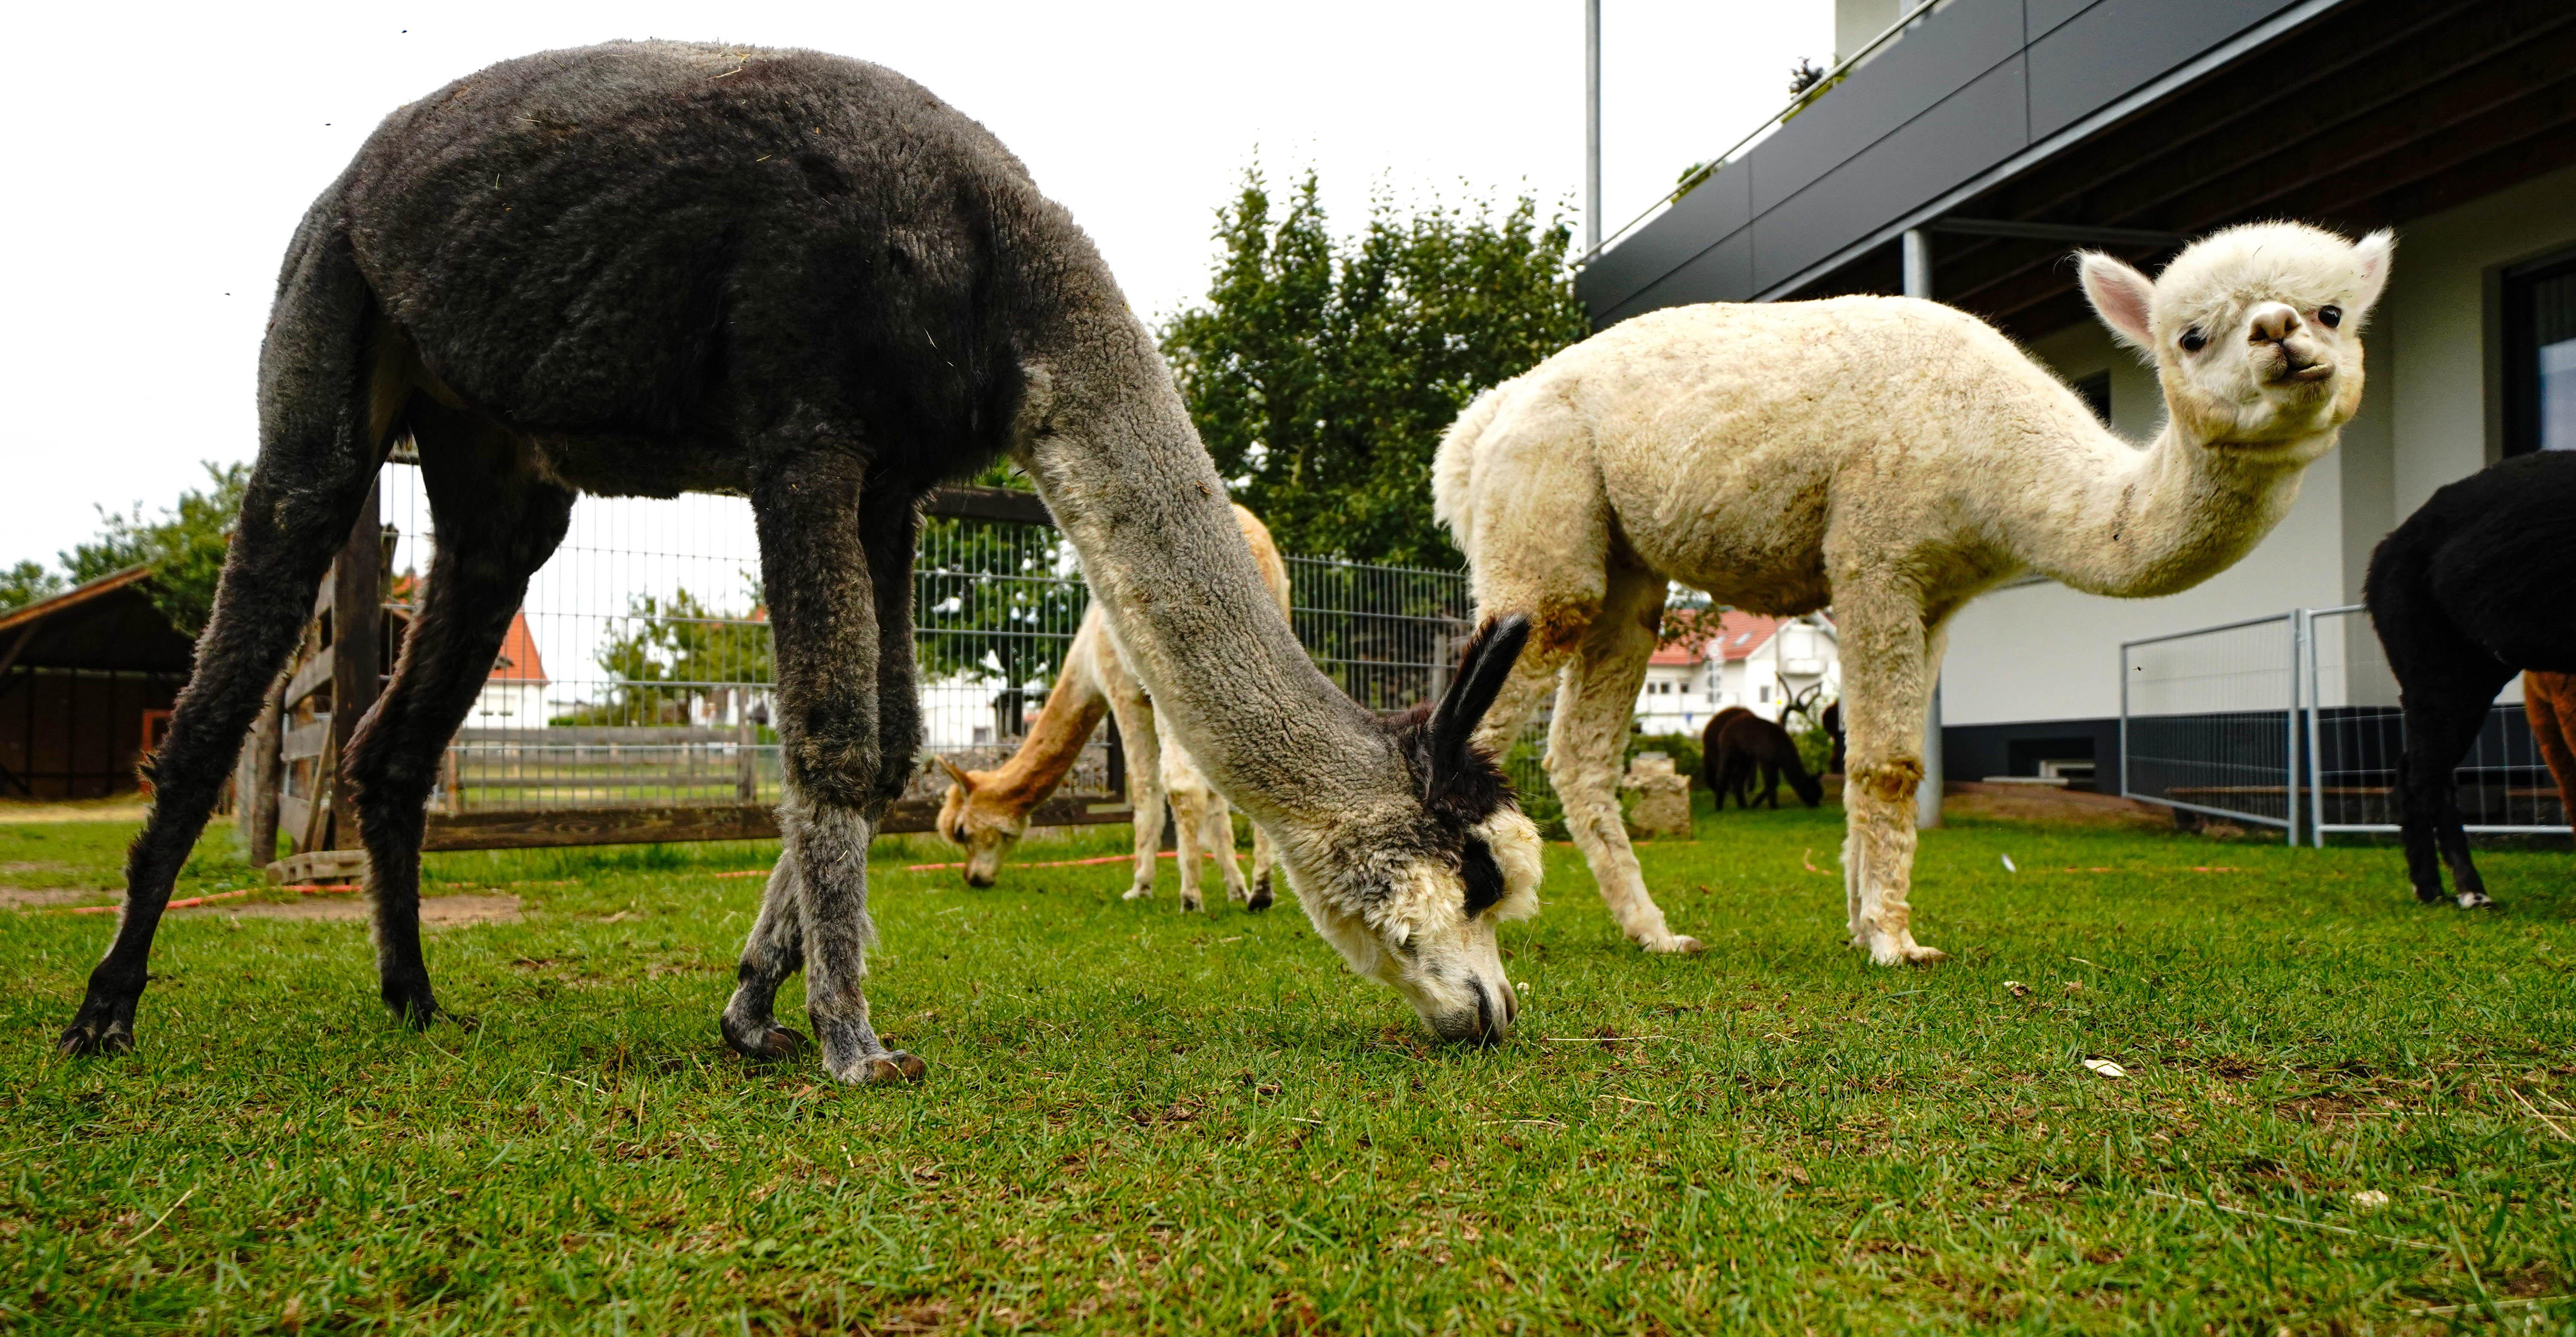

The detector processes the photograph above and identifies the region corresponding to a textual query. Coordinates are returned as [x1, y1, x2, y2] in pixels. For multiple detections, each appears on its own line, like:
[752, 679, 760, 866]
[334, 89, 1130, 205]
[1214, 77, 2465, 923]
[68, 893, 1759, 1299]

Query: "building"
[1579, 0, 2573, 791]
[0, 566, 193, 799]
[1636, 610, 1840, 735]
[467, 609, 550, 726]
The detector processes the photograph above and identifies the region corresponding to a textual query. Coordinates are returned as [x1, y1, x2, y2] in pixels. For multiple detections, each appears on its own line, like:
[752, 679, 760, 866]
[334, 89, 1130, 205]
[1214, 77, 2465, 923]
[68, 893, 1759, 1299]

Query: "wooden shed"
[0, 566, 194, 799]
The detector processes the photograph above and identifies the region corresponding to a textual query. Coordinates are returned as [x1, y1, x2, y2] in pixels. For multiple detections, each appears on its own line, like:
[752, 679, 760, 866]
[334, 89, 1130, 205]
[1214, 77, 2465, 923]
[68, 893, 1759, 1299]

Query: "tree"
[913, 460, 1083, 732]
[576, 578, 772, 725]
[30, 462, 251, 635]
[1161, 170, 1591, 569]
[0, 561, 61, 612]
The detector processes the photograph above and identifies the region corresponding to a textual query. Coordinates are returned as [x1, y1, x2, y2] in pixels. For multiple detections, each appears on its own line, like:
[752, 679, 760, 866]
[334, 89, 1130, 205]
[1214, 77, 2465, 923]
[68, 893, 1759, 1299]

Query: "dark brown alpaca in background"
[1701, 709, 1823, 810]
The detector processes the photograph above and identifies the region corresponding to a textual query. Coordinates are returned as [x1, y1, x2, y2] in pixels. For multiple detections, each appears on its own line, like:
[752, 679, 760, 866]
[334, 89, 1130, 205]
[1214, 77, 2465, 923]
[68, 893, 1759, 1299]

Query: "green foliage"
[1161, 170, 1591, 566]
[1627, 730, 1703, 785]
[0, 560, 61, 613]
[1794, 716, 1836, 778]
[906, 457, 1079, 709]
[569, 579, 771, 726]
[45, 462, 249, 636]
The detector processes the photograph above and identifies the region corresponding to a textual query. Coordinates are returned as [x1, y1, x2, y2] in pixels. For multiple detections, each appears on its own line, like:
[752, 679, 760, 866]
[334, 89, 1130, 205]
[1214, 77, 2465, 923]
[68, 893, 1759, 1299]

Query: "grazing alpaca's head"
[1287, 618, 1543, 1044]
[933, 759, 1022, 888]
[2079, 222, 2393, 456]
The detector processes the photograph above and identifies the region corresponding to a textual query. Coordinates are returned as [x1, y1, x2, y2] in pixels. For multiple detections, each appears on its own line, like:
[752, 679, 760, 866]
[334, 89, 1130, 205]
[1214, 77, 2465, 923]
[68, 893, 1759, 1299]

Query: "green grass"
[3, 801, 2573, 1333]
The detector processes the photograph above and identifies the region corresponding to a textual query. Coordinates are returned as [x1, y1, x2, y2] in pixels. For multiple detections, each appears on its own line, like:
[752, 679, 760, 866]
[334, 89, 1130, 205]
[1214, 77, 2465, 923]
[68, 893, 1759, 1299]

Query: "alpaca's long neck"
[977, 640, 1109, 811]
[1015, 314, 1399, 834]
[2001, 410, 2329, 600]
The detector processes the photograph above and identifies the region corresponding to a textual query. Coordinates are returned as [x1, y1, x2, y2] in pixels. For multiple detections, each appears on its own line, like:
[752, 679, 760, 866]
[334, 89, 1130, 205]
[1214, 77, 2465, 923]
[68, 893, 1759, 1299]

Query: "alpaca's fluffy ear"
[2346, 228, 2396, 325]
[2078, 252, 2157, 350]
[936, 755, 973, 789]
[1426, 615, 1532, 793]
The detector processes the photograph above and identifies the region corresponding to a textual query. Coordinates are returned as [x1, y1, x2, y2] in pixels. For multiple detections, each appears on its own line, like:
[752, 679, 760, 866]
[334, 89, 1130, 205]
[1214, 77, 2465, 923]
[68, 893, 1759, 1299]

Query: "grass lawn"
[2, 798, 2572, 1333]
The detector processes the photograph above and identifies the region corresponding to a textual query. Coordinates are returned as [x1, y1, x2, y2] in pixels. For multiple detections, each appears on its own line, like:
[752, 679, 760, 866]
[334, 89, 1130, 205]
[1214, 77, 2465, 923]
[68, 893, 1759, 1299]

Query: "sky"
[0, 1, 1830, 694]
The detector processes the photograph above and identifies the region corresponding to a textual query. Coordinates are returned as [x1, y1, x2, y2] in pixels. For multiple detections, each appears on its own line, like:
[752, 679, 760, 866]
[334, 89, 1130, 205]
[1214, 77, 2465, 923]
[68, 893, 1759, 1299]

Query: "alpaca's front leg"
[1834, 594, 1946, 966]
[1105, 679, 1166, 902]
[742, 454, 923, 1084]
[1542, 570, 1703, 954]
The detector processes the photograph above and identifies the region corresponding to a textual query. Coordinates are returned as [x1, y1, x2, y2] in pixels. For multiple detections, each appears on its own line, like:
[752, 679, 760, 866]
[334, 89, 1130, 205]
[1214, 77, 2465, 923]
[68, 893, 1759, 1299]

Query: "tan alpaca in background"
[938, 504, 1290, 911]
[1435, 222, 2392, 962]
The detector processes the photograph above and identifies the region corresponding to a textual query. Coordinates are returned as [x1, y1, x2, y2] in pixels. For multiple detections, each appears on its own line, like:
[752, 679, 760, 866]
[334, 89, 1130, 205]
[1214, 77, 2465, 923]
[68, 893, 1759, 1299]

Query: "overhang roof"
[1579, 0, 2575, 342]
[0, 566, 195, 675]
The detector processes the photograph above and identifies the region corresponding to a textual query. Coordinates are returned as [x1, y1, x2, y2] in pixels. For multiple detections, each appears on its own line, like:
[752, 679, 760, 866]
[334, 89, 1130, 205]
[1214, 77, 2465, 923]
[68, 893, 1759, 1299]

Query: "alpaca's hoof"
[858, 1051, 927, 1084]
[1121, 885, 1152, 902]
[2457, 891, 2496, 910]
[1181, 895, 1205, 913]
[56, 1017, 133, 1058]
[381, 984, 452, 1030]
[1642, 933, 1704, 954]
[1247, 875, 1275, 913]
[724, 1021, 809, 1062]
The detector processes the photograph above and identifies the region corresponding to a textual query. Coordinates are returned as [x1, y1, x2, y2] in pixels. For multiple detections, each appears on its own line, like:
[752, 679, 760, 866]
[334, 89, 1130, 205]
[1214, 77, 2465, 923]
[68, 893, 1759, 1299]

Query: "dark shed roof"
[1578, 0, 2576, 339]
[0, 567, 197, 675]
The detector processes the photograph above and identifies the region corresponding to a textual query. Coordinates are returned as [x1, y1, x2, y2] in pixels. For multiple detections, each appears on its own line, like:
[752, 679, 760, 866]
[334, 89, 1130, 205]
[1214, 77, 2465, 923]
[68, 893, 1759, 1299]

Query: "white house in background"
[465, 609, 549, 726]
[1635, 609, 1840, 735]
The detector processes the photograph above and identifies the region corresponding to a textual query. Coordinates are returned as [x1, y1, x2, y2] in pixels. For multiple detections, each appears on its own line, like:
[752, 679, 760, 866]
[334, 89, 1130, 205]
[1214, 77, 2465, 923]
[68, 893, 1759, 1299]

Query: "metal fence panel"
[375, 466, 1466, 818]
[2304, 603, 2568, 838]
[2120, 614, 2299, 838]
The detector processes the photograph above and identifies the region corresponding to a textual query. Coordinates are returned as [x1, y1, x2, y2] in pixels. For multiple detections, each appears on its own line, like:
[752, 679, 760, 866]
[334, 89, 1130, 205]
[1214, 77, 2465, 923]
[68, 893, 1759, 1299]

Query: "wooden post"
[328, 481, 382, 850]
[235, 673, 285, 863]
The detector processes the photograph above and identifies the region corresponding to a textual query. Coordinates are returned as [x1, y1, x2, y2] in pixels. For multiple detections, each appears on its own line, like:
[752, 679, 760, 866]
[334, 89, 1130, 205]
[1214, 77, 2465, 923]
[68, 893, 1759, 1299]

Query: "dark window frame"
[2500, 244, 2576, 458]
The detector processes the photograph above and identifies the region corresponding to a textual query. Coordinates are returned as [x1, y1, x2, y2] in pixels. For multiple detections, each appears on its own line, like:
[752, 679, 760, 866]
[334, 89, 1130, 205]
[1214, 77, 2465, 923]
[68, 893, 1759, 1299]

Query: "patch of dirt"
[0, 886, 116, 909]
[1942, 788, 2164, 829]
[186, 894, 521, 926]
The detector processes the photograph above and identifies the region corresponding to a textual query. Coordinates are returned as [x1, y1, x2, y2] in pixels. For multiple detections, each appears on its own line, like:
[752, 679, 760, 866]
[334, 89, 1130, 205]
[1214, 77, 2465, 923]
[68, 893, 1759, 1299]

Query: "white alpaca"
[1435, 222, 2391, 962]
[938, 504, 1288, 911]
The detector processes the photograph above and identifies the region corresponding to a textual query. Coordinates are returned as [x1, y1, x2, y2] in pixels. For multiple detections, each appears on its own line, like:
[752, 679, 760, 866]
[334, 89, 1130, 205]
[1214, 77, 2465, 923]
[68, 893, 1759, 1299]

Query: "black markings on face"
[1460, 835, 1506, 919]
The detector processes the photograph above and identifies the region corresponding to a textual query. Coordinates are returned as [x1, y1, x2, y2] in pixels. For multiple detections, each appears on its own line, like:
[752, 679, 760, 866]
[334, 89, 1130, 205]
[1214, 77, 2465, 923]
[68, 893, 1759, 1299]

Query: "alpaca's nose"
[2248, 302, 2301, 344]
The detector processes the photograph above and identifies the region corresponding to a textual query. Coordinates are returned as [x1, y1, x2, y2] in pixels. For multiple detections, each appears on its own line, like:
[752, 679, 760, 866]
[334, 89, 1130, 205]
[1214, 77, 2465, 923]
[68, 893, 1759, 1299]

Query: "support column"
[1902, 228, 1943, 830]
[1585, 0, 1603, 256]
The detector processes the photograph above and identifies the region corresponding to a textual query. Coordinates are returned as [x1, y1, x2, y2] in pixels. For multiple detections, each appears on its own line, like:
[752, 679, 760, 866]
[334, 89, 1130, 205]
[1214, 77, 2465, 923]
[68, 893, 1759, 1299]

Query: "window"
[2503, 247, 2576, 456]
[1758, 685, 1772, 704]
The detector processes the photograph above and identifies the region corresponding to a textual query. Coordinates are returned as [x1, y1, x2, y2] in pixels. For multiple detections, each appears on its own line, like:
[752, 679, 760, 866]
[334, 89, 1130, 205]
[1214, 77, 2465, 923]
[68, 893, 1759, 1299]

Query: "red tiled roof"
[1649, 611, 1789, 665]
[489, 609, 547, 684]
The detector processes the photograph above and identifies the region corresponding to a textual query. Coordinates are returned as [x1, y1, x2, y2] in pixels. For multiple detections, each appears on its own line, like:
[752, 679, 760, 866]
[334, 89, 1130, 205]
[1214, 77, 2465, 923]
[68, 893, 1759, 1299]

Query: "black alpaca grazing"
[1701, 710, 1823, 810]
[2363, 450, 2576, 908]
[59, 42, 1549, 1076]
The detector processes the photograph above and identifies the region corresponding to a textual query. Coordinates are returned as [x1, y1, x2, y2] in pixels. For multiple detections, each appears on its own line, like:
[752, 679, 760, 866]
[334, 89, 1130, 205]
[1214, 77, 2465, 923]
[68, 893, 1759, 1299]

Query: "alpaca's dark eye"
[2178, 328, 2207, 353]
[2318, 305, 2343, 328]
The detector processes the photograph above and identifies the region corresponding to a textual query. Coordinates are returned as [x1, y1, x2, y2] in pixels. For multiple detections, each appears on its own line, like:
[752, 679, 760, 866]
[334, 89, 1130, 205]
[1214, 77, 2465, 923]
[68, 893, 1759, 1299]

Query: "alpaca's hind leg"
[60, 227, 400, 1057]
[1246, 820, 1277, 912]
[2395, 669, 2509, 908]
[722, 857, 809, 1059]
[1205, 797, 1252, 906]
[1547, 568, 1700, 953]
[1835, 591, 1945, 965]
[1106, 676, 1167, 902]
[1167, 783, 1211, 913]
[343, 405, 572, 1025]
[739, 453, 919, 1084]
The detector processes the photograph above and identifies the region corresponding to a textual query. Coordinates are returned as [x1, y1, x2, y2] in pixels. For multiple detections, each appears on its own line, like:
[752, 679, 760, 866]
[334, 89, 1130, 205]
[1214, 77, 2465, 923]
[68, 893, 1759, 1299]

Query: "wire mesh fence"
[372, 465, 1478, 820]
[2304, 604, 2567, 837]
[2120, 606, 2570, 844]
[2120, 614, 2301, 838]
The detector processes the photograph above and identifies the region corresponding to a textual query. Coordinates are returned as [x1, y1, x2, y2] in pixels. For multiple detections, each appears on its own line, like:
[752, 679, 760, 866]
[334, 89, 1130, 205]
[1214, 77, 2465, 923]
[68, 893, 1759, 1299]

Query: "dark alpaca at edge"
[2363, 450, 2576, 908]
[1700, 709, 1824, 810]
[58, 42, 1545, 1079]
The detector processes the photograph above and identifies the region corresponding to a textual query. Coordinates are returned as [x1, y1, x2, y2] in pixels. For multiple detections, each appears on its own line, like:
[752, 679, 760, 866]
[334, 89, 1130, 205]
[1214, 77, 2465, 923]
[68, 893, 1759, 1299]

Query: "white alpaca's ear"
[2346, 229, 2395, 325]
[2078, 252, 2157, 350]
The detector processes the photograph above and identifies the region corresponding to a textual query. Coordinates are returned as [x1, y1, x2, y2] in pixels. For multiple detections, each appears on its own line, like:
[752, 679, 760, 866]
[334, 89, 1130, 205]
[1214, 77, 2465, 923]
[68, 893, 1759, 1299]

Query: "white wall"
[1941, 164, 2576, 727]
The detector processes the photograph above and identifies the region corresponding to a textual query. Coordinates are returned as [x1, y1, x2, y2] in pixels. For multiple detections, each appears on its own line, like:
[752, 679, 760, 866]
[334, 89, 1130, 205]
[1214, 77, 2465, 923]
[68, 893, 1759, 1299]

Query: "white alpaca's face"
[1286, 807, 1544, 1044]
[2080, 223, 2394, 451]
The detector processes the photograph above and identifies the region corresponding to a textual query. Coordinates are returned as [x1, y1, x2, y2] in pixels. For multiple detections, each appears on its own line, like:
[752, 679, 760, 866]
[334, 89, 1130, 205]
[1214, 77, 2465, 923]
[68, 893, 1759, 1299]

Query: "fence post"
[2298, 615, 2318, 850]
[2304, 608, 2327, 847]
[327, 481, 382, 852]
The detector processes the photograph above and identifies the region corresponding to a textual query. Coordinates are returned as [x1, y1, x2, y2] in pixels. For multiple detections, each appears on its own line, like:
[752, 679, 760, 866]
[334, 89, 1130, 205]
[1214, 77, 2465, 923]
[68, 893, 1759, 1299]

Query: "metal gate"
[2120, 614, 2303, 840]
[2120, 606, 2570, 844]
